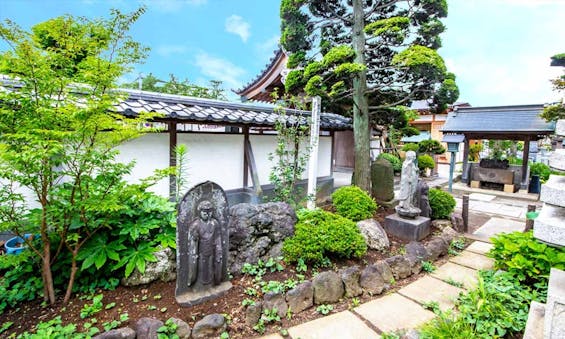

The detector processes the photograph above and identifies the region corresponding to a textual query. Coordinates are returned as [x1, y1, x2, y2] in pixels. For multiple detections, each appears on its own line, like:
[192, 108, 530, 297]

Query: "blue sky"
[0, 0, 563, 106]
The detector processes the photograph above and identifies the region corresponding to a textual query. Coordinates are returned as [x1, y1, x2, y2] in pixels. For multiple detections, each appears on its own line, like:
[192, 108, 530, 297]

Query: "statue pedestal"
[176, 281, 232, 307]
[384, 214, 431, 241]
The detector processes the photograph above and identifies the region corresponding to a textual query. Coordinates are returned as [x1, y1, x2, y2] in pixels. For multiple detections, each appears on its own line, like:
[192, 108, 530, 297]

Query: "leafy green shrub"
[401, 143, 419, 152]
[282, 209, 367, 265]
[0, 251, 43, 314]
[468, 143, 483, 161]
[428, 188, 456, 219]
[418, 139, 446, 154]
[457, 270, 542, 338]
[488, 230, 565, 286]
[417, 154, 435, 172]
[529, 162, 551, 182]
[421, 270, 544, 339]
[331, 185, 377, 221]
[377, 153, 402, 173]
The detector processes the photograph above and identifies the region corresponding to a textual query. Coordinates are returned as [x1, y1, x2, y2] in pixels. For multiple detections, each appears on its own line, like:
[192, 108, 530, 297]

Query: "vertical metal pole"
[448, 151, 456, 192]
[169, 121, 177, 201]
[307, 96, 321, 210]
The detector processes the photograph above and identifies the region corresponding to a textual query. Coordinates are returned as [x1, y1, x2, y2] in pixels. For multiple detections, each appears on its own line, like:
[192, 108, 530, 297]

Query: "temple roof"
[118, 89, 351, 130]
[233, 49, 287, 103]
[441, 104, 555, 136]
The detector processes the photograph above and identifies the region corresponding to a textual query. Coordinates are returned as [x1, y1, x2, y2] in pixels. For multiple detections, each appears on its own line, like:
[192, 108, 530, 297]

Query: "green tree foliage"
[377, 153, 402, 173]
[417, 154, 435, 172]
[282, 209, 367, 265]
[121, 73, 227, 100]
[280, 0, 458, 191]
[0, 8, 152, 304]
[331, 185, 377, 221]
[541, 53, 565, 121]
[418, 139, 446, 155]
[428, 188, 456, 219]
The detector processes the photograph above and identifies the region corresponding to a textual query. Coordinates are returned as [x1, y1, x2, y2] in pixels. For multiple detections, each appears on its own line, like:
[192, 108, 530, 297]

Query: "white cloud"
[256, 35, 280, 56]
[225, 15, 251, 43]
[155, 45, 188, 57]
[194, 52, 246, 90]
[445, 55, 562, 106]
[144, 0, 207, 13]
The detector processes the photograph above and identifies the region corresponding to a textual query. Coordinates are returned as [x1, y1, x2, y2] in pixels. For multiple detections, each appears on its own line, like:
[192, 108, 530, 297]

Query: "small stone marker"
[176, 181, 232, 306]
[371, 157, 395, 202]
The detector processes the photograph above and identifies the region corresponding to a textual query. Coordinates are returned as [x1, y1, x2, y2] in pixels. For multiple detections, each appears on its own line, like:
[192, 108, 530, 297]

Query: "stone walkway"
[258, 241, 495, 339]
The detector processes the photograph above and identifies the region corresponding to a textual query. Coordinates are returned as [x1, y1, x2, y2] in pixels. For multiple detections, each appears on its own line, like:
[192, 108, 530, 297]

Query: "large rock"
[228, 202, 296, 273]
[441, 226, 459, 245]
[340, 266, 362, 297]
[371, 158, 395, 202]
[385, 255, 412, 280]
[286, 281, 314, 314]
[404, 241, 429, 275]
[425, 237, 448, 261]
[121, 248, 175, 286]
[170, 318, 191, 339]
[359, 264, 386, 295]
[356, 219, 390, 251]
[135, 318, 164, 339]
[374, 261, 394, 287]
[192, 314, 227, 339]
[245, 301, 263, 326]
[263, 292, 288, 318]
[93, 327, 136, 339]
[313, 271, 344, 304]
[431, 219, 453, 231]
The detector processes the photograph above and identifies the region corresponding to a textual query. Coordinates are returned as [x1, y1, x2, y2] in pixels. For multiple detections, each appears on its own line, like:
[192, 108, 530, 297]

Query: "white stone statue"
[396, 151, 421, 218]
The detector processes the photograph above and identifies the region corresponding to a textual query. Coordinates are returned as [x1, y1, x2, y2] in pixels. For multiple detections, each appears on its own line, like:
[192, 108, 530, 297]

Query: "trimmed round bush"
[529, 162, 551, 182]
[282, 209, 367, 265]
[401, 143, 419, 152]
[429, 188, 456, 220]
[332, 185, 377, 221]
[377, 153, 402, 173]
[418, 154, 435, 172]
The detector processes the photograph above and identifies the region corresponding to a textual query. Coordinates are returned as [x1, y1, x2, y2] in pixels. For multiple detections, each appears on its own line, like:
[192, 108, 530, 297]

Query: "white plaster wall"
[115, 133, 170, 197]
[249, 135, 332, 186]
[177, 133, 244, 191]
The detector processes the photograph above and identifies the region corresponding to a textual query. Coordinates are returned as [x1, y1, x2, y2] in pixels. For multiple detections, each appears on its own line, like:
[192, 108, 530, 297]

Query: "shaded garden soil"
[0, 207, 464, 338]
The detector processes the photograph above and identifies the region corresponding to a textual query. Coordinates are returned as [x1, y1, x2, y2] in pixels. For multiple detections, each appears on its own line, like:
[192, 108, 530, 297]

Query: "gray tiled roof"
[118, 89, 351, 130]
[234, 49, 284, 94]
[441, 105, 555, 134]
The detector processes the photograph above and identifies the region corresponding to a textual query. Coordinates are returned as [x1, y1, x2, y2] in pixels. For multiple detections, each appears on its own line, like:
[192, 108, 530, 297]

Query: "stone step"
[544, 268, 565, 339]
[533, 204, 565, 247]
[549, 149, 565, 172]
[523, 301, 545, 339]
[287, 310, 379, 339]
[540, 175, 565, 207]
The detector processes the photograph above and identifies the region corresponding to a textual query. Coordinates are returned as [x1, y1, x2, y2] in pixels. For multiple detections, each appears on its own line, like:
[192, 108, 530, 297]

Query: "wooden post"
[525, 204, 536, 231]
[169, 121, 178, 201]
[462, 194, 469, 233]
[243, 126, 249, 188]
[307, 96, 321, 210]
[461, 137, 470, 184]
[244, 137, 262, 195]
[521, 136, 531, 189]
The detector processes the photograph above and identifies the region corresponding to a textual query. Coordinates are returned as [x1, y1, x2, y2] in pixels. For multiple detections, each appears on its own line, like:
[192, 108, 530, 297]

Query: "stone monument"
[417, 181, 431, 219]
[371, 157, 395, 205]
[384, 151, 431, 241]
[176, 181, 232, 306]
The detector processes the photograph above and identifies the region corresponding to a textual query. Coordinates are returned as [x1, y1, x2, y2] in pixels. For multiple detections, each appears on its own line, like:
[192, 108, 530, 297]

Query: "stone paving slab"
[258, 333, 285, 339]
[473, 217, 525, 238]
[398, 276, 465, 311]
[287, 310, 379, 339]
[449, 250, 494, 271]
[466, 241, 494, 255]
[469, 193, 497, 202]
[455, 199, 525, 218]
[354, 293, 435, 333]
[431, 261, 479, 290]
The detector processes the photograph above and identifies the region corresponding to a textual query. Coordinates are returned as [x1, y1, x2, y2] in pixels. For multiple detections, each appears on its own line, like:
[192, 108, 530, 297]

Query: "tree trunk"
[41, 206, 56, 304]
[352, 0, 371, 192]
[64, 250, 78, 304]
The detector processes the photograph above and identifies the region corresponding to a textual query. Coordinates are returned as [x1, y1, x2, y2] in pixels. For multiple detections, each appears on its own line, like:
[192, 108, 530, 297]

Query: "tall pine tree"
[280, 0, 458, 191]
